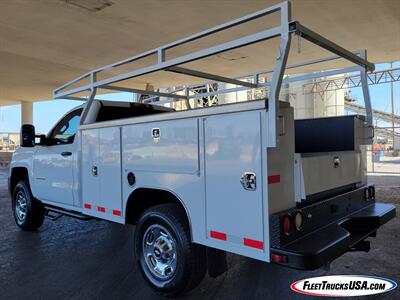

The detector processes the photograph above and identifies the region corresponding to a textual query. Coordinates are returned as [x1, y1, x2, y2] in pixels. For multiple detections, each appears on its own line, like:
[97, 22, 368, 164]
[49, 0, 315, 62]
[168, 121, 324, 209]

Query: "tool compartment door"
[204, 111, 265, 259]
[81, 127, 123, 222]
[81, 128, 99, 212]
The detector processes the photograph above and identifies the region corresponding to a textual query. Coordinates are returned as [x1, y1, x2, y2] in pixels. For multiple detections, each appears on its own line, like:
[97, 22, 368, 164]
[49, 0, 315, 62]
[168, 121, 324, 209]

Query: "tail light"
[294, 212, 303, 231]
[282, 215, 292, 236]
[365, 186, 375, 201]
[364, 188, 369, 200]
[368, 186, 375, 200]
[272, 253, 287, 264]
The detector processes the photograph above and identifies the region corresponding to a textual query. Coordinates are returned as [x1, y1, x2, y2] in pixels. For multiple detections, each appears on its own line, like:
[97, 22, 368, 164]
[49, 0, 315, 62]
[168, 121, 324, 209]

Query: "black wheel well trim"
[9, 167, 29, 197]
[125, 187, 193, 241]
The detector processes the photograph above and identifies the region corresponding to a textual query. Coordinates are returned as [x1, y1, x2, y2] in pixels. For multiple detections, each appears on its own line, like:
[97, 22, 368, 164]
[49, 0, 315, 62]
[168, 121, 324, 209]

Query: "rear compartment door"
[204, 111, 266, 260]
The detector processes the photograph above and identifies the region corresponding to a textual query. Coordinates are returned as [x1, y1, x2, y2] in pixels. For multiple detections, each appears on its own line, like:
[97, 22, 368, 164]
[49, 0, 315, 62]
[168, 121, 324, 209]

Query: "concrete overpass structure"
[0, 0, 399, 124]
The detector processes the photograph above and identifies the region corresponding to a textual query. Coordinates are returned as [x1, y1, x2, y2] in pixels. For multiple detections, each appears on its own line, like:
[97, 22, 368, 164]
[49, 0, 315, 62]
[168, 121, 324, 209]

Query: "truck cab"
[10, 100, 172, 212]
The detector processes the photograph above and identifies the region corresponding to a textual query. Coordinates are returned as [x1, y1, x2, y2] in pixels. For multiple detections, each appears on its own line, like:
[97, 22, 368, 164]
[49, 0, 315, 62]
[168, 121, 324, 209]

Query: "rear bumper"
[271, 202, 396, 270]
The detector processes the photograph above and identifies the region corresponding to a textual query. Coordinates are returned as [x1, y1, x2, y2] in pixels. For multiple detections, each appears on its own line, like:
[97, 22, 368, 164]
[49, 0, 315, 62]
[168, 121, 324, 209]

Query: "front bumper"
[270, 188, 396, 270]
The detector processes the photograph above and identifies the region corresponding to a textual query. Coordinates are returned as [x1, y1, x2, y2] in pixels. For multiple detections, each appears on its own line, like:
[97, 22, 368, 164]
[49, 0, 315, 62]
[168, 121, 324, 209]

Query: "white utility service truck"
[9, 2, 395, 296]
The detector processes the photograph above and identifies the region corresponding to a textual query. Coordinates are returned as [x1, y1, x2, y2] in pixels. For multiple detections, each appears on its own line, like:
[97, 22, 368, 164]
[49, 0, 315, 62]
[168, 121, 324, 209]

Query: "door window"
[50, 108, 83, 145]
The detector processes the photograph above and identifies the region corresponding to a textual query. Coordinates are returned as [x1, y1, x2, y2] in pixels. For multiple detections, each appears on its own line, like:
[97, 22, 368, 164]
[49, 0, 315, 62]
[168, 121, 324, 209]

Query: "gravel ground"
[0, 169, 398, 300]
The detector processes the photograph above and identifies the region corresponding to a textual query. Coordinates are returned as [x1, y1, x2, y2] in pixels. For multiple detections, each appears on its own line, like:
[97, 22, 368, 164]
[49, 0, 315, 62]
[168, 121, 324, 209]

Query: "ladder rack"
[53, 1, 375, 148]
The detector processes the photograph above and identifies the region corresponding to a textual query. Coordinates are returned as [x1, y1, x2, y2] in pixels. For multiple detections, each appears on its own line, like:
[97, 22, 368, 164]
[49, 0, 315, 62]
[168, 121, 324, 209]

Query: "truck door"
[81, 127, 123, 222]
[33, 108, 82, 207]
[204, 111, 266, 260]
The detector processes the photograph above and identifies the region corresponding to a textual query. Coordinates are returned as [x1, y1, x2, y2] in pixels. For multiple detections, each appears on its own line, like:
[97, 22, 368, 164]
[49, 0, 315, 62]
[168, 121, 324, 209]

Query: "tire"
[12, 180, 45, 231]
[135, 204, 206, 297]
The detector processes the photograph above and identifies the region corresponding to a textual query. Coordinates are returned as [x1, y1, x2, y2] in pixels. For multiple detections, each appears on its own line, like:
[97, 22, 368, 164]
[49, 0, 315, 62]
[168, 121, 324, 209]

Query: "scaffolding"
[303, 67, 400, 94]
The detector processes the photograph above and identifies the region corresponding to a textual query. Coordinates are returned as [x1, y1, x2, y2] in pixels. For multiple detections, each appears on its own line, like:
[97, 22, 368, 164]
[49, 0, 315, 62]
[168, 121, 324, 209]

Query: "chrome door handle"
[240, 172, 256, 190]
[91, 165, 98, 176]
[61, 151, 72, 157]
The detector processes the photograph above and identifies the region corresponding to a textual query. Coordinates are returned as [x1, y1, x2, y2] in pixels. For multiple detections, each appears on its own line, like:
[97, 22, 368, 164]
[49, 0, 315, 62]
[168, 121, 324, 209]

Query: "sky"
[346, 62, 399, 131]
[0, 62, 398, 134]
[349, 62, 399, 112]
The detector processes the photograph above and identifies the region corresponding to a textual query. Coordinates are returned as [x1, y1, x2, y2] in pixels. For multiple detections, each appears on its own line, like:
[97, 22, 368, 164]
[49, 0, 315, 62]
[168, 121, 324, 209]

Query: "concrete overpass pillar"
[21, 101, 33, 125]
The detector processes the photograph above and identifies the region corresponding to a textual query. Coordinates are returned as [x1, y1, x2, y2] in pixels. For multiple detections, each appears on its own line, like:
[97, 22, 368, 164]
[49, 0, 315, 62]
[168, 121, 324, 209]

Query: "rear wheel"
[12, 180, 45, 231]
[135, 204, 206, 296]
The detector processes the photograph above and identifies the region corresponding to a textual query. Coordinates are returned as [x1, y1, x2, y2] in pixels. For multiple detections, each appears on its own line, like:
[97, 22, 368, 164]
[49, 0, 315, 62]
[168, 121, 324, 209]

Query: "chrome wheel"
[15, 191, 27, 223]
[143, 224, 177, 280]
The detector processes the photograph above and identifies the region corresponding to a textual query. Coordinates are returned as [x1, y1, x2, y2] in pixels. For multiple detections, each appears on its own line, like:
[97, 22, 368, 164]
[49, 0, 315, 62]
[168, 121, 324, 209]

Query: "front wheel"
[134, 204, 206, 297]
[12, 180, 45, 231]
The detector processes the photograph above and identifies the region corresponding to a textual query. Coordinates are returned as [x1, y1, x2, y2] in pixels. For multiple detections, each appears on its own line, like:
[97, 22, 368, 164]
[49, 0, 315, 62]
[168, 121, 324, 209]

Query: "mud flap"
[207, 248, 228, 278]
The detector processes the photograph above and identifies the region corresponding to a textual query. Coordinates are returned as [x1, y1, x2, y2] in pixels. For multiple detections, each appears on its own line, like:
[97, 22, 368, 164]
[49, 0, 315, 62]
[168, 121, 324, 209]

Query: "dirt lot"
[0, 169, 398, 299]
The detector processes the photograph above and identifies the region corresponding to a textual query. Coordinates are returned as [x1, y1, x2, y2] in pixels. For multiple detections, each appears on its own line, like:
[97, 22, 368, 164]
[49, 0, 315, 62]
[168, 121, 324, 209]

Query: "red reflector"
[97, 207, 106, 213]
[282, 215, 292, 236]
[210, 230, 227, 241]
[84, 203, 92, 209]
[112, 210, 122, 216]
[243, 238, 264, 250]
[268, 175, 280, 184]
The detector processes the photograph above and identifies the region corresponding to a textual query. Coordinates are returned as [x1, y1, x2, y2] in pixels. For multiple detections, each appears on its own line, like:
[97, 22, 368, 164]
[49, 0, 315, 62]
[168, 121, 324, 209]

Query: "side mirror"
[38, 135, 49, 146]
[20, 124, 35, 147]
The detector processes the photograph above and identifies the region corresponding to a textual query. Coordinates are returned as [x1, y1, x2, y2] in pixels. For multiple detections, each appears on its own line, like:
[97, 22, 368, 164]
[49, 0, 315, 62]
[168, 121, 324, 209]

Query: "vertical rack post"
[359, 50, 374, 144]
[268, 1, 291, 147]
[80, 72, 98, 125]
[185, 87, 191, 109]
